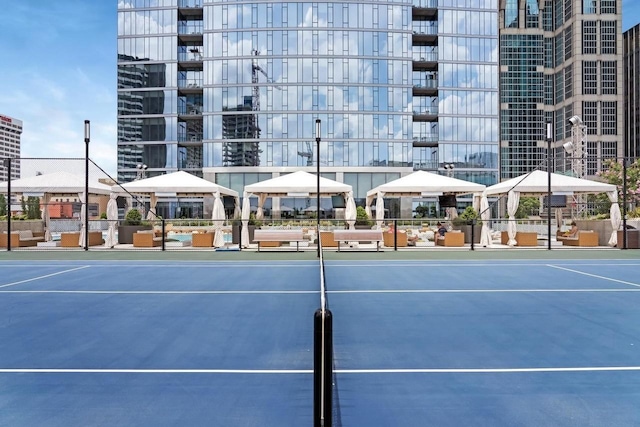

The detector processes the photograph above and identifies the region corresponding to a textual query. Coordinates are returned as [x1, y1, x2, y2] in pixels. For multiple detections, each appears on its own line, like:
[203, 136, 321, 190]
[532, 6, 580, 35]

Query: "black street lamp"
[84, 120, 90, 251]
[546, 121, 552, 250]
[316, 119, 321, 257]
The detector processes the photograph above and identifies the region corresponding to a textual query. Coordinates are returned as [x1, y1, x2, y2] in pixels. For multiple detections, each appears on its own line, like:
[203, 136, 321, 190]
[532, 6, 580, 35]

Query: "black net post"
[313, 308, 333, 427]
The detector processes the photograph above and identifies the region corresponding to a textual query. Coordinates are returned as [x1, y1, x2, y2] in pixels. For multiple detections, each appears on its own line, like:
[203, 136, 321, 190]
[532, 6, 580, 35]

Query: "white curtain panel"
[146, 193, 158, 220]
[608, 190, 621, 247]
[43, 193, 52, 241]
[345, 191, 357, 229]
[212, 190, 226, 248]
[506, 190, 520, 247]
[104, 193, 118, 248]
[554, 207, 563, 231]
[376, 192, 385, 229]
[256, 194, 267, 220]
[241, 192, 251, 248]
[78, 192, 86, 247]
[479, 194, 492, 247]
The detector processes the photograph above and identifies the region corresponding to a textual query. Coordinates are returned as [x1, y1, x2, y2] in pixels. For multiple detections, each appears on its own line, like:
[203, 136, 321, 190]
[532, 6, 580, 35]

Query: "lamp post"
[84, 120, 90, 251]
[622, 157, 628, 250]
[546, 121, 552, 250]
[136, 163, 148, 180]
[443, 163, 454, 178]
[316, 119, 321, 258]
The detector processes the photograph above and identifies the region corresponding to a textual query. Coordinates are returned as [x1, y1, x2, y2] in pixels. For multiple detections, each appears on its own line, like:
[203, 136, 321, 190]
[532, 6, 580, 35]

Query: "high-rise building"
[0, 114, 22, 182]
[499, 0, 623, 179]
[117, 0, 499, 217]
[624, 23, 640, 161]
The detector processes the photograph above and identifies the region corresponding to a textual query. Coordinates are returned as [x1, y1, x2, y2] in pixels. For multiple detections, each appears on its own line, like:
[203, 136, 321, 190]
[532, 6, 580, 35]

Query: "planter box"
[452, 224, 481, 244]
[118, 225, 152, 244]
[232, 224, 255, 244]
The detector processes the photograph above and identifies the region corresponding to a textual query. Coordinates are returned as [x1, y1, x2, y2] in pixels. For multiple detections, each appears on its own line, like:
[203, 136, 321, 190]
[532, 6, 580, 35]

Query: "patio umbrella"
[42, 193, 52, 241]
[104, 193, 118, 248]
[555, 207, 563, 231]
[375, 192, 385, 229]
[506, 190, 520, 247]
[78, 192, 86, 247]
[607, 190, 621, 247]
[212, 190, 226, 248]
[345, 191, 356, 229]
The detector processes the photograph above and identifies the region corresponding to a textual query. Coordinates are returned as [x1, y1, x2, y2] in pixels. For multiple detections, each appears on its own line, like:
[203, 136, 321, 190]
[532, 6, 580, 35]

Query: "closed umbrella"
[146, 193, 158, 220]
[212, 190, 226, 248]
[104, 193, 118, 248]
[375, 192, 385, 229]
[345, 191, 356, 229]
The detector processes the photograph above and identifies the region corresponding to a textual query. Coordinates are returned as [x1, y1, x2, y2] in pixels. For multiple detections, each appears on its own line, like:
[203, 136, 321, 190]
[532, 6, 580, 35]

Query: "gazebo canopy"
[0, 171, 112, 195]
[113, 171, 238, 197]
[481, 170, 619, 247]
[483, 170, 616, 196]
[244, 170, 351, 196]
[366, 170, 486, 200]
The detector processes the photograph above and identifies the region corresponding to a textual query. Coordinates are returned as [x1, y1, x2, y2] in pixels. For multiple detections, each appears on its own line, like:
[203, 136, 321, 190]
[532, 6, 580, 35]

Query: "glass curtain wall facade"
[499, 0, 623, 179]
[624, 24, 640, 161]
[117, 0, 500, 217]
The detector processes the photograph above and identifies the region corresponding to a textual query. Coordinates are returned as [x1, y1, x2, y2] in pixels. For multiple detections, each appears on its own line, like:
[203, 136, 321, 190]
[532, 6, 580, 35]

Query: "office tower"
[117, 1, 499, 217]
[499, 0, 623, 179]
[624, 23, 640, 161]
[0, 114, 22, 182]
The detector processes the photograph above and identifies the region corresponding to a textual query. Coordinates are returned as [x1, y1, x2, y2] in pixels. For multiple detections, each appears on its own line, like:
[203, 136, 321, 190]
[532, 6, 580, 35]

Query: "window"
[601, 61, 617, 95]
[601, 101, 617, 135]
[582, 21, 597, 54]
[583, 61, 597, 94]
[600, 0, 616, 14]
[583, 0, 596, 14]
[600, 21, 616, 54]
[583, 101, 598, 133]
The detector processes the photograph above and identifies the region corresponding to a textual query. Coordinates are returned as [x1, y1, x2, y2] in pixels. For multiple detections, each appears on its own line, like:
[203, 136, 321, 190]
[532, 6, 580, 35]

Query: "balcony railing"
[178, 79, 203, 89]
[178, 132, 203, 142]
[412, 136, 438, 144]
[413, 106, 439, 115]
[412, 80, 438, 89]
[413, 24, 438, 35]
[178, 21, 203, 35]
[413, 52, 438, 62]
[412, 0, 437, 8]
[179, 0, 202, 8]
[178, 51, 203, 62]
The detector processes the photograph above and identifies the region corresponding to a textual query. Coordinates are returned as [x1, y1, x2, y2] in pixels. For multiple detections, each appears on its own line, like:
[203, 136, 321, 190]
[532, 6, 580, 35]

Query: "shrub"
[355, 206, 373, 226]
[452, 206, 482, 225]
[124, 208, 142, 225]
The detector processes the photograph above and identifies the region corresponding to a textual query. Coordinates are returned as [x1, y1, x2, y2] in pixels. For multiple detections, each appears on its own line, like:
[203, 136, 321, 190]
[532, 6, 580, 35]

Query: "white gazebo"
[113, 171, 240, 218]
[482, 170, 619, 247]
[365, 170, 486, 228]
[0, 171, 112, 242]
[240, 171, 353, 247]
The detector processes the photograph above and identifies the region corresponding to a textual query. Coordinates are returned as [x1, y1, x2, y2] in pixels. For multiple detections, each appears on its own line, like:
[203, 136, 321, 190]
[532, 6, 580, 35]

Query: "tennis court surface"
[1, 257, 639, 426]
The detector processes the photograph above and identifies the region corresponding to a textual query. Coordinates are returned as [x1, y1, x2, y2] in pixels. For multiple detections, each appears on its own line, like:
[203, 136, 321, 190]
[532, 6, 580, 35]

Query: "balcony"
[412, 136, 438, 147]
[412, 80, 438, 96]
[178, 21, 203, 36]
[178, 132, 203, 144]
[178, 79, 203, 94]
[178, 1, 203, 18]
[412, 106, 438, 122]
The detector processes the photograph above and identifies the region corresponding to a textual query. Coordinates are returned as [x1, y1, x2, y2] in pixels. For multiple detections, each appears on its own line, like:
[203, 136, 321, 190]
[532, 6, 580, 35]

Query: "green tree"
[0, 194, 6, 217]
[355, 206, 373, 226]
[20, 196, 26, 215]
[26, 196, 41, 219]
[597, 158, 640, 206]
[515, 197, 540, 219]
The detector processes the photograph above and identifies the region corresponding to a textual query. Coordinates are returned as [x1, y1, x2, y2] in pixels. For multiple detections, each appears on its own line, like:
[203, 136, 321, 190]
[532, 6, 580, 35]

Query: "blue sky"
[0, 1, 639, 178]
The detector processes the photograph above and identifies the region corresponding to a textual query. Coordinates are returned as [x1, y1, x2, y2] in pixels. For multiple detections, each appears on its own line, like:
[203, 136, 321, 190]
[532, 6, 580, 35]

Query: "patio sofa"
[60, 231, 104, 247]
[500, 231, 538, 247]
[383, 231, 408, 247]
[133, 230, 162, 247]
[191, 232, 214, 247]
[0, 230, 46, 248]
[435, 230, 464, 247]
[319, 231, 338, 247]
[557, 230, 599, 247]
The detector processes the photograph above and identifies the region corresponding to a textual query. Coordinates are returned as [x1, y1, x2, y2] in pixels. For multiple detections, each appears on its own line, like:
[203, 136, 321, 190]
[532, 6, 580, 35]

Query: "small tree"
[355, 206, 373, 227]
[20, 196, 26, 215]
[124, 208, 142, 225]
[453, 206, 482, 225]
[515, 197, 540, 219]
[597, 158, 640, 208]
[0, 194, 6, 217]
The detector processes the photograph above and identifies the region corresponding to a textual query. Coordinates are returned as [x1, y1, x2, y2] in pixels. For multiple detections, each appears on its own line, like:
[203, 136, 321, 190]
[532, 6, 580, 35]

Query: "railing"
[412, 0, 437, 8]
[178, 52, 203, 62]
[178, 21, 203, 35]
[413, 80, 438, 89]
[178, 79, 203, 88]
[178, 132, 204, 142]
[412, 135, 438, 143]
[413, 106, 439, 115]
[413, 52, 438, 62]
[413, 24, 438, 35]
[179, 0, 202, 8]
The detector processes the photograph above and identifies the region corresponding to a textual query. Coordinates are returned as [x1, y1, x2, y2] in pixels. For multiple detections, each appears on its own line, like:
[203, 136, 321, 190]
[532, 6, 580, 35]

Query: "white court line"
[547, 264, 640, 288]
[2, 366, 640, 374]
[0, 290, 318, 295]
[0, 266, 91, 289]
[2, 289, 639, 295]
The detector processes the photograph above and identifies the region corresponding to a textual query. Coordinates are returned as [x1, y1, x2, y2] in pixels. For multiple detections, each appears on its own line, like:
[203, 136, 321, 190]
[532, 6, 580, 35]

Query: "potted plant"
[452, 206, 482, 243]
[118, 208, 152, 244]
[355, 206, 374, 229]
[231, 213, 259, 244]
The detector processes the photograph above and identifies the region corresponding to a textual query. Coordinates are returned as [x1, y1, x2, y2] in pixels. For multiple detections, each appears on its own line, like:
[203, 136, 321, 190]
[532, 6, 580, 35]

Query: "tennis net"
[314, 235, 333, 427]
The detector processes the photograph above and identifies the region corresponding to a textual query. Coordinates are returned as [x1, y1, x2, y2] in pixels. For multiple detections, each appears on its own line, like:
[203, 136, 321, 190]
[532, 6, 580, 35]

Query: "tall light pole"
[316, 119, 321, 257]
[565, 115, 587, 217]
[84, 120, 90, 251]
[546, 121, 552, 250]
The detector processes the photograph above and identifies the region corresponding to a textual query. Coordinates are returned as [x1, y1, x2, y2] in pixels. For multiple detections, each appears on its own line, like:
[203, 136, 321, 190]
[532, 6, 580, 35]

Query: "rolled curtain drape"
[506, 190, 520, 247]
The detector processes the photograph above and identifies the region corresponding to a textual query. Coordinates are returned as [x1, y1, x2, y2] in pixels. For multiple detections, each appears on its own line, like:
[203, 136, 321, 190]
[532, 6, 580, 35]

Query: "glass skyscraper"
[117, 0, 499, 217]
[499, 0, 623, 179]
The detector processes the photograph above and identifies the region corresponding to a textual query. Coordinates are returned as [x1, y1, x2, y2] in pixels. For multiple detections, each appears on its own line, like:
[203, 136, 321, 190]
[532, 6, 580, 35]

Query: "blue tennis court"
[1, 259, 639, 426]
